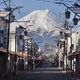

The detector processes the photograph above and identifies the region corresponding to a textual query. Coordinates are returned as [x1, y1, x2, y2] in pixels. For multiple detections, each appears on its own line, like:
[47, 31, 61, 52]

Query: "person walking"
[35, 59, 38, 69]
[30, 58, 33, 70]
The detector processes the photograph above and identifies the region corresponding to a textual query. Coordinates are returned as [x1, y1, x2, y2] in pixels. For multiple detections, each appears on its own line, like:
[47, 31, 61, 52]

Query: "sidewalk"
[0, 70, 26, 80]
[62, 69, 80, 80]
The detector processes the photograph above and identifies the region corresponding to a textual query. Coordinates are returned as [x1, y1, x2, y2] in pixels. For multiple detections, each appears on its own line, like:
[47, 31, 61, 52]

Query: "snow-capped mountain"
[10, 9, 64, 53]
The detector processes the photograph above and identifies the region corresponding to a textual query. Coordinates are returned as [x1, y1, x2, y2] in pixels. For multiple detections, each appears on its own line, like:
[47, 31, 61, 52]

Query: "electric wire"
[2, 0, 20, 26]
[8, 1, 24, 26]
[37, 0, 73, 5]
[2, 0, 30, 27]
[9, 1, 30, 28]
[0, 0, 9, 5]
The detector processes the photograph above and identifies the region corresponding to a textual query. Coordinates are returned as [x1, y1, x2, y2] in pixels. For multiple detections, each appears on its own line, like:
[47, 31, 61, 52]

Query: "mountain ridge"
[10, 9, 63, 53]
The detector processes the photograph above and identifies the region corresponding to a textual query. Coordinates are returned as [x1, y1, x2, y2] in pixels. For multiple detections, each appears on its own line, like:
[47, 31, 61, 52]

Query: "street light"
[65, 9, 70, 19]
[73, 16, 78, 25]
[56, 2, 80, 25]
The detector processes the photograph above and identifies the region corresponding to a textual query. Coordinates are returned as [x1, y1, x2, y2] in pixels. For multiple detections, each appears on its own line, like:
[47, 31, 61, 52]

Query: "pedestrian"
[30, 58, 33, 70]
[35, 59, 38, 69]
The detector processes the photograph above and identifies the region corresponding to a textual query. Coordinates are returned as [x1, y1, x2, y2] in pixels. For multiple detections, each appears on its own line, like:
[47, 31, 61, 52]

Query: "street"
[9, 66, 74, 80]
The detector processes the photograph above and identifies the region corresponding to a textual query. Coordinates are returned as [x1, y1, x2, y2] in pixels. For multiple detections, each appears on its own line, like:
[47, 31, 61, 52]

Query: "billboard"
[45, 44, 53, 51]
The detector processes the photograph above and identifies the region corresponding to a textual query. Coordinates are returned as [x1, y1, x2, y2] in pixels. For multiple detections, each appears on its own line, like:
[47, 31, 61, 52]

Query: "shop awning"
[67, 53, 76, 60]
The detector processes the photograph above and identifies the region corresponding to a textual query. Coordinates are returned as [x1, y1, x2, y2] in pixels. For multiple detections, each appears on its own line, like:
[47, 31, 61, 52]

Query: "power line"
[8, 0, 30, 27]
[0, 0, 9, 5]
[37, 0, 73, 5]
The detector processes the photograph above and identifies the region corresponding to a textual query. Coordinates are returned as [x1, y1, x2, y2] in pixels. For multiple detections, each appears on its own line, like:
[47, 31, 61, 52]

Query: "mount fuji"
[10, 9, 64, 53]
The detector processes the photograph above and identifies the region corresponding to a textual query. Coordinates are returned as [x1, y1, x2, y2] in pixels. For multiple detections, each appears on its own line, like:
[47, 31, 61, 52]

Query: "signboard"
[16, 26, 25, 52]
[69, 7, 80, 14]
[60, 38, 65, 42]
[45, 44, 53, 51]
[66, 28, 71, 33]
[16, 26, 25, 34]
[0, 10, 9, 17]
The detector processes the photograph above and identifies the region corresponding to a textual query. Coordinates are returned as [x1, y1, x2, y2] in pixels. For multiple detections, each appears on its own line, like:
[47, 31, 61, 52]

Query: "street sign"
[69, 7, 80, 14]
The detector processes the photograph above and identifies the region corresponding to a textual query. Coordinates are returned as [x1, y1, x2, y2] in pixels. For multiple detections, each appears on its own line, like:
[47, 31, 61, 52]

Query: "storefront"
[73, 51, 80, 74]
[0, 48, 28, 76]
[66, 53, 76, 74]
[66, 51, 80, 75]
[0, 48, 7, 76]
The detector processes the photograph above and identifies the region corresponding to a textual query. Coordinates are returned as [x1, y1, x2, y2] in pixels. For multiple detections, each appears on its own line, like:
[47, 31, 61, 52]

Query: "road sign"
[69, 7, 80, 14]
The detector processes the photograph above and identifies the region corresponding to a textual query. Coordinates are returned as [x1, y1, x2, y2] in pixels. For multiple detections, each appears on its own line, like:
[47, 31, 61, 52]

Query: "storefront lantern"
[10, 14, 15, 22]
[73, 17, 78, 25]
[65, 10, 70, 19]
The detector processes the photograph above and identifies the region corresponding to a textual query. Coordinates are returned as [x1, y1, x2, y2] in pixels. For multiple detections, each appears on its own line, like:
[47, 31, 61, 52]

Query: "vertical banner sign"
[69, 7, 80, 14]
[0, 8, 10, 17]
[16, 26, 25, 52]
[69, 3, 80, 14]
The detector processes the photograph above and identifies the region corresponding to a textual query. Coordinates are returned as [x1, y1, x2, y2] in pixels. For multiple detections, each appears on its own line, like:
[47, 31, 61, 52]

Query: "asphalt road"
[9, 67, 74, 80]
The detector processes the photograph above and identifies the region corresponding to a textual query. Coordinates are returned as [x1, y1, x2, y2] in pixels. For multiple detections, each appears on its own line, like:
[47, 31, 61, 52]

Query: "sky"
[0, 0, 80, 52]
[0, 0, 80, 30]
[0, 0, 77, 20]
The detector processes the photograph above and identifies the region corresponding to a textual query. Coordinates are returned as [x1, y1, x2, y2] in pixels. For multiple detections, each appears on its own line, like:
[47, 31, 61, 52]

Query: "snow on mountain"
[10, 9, 64, 53]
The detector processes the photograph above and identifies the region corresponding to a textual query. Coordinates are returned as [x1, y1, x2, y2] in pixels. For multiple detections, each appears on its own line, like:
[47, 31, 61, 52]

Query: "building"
[66, 26, 80, 75]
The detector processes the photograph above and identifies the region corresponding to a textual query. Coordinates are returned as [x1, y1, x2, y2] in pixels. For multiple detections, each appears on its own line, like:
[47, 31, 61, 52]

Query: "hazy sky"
[0, 0, 77, 20]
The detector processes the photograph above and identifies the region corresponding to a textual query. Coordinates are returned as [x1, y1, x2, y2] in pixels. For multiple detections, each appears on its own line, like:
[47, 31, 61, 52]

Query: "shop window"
[1, 30, 3, 34]
[0, 43, 3, 47]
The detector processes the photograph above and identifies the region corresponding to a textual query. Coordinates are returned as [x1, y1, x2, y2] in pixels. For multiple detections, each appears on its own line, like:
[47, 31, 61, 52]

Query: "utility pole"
[4, 1, 23, 78]
[58, 41, 61, 68]
[5, 0, 11, 78]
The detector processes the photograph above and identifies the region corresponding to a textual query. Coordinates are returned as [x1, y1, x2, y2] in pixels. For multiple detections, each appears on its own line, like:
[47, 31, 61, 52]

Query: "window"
[0, 43, 3, 47]
[1, 30, 3, 34]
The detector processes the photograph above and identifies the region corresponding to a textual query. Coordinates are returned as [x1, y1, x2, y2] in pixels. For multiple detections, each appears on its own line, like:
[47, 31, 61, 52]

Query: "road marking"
[27, 71, 40, 73]
[27, 71, 63, 73]
[26, 76, 35, 79]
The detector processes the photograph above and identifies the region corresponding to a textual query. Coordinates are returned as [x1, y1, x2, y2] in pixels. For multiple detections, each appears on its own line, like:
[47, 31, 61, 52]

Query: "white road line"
[26, 76, 35, 79]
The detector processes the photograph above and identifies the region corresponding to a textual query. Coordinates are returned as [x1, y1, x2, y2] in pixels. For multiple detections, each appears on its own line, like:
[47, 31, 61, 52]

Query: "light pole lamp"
[56, 2, 79, 25]
[65, 9, 70, 19]
[73, 16, 78, 25]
